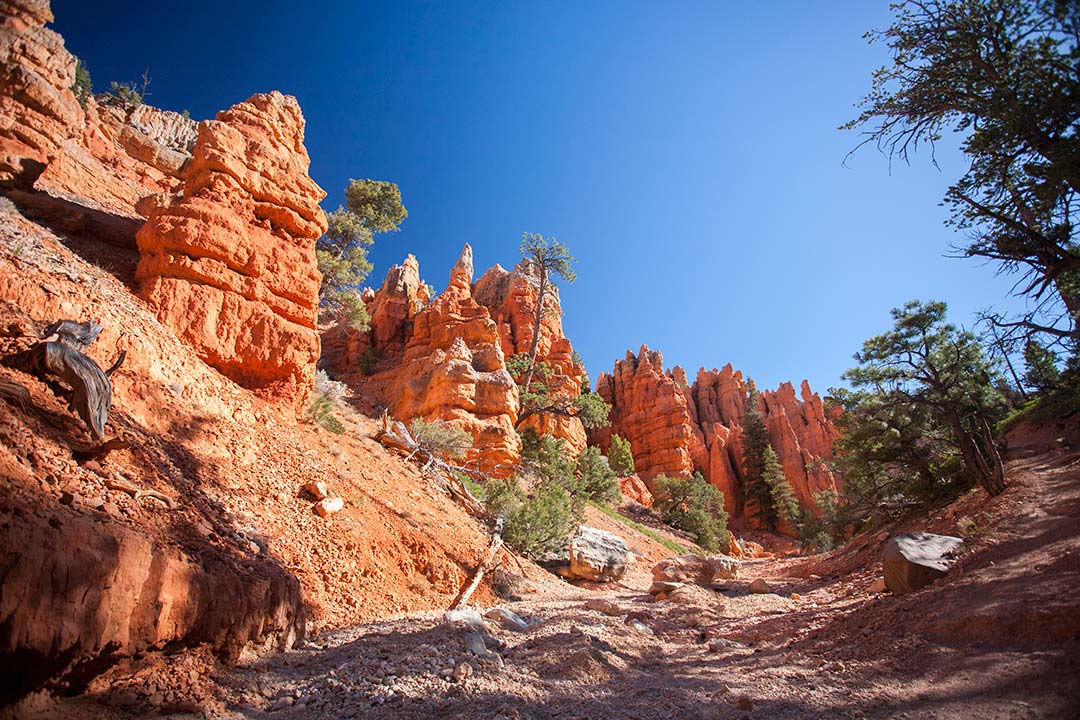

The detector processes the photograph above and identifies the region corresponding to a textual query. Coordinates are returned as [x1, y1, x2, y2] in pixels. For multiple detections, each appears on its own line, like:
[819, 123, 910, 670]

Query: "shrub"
[357, 345, 382, 375]
[483, 475, 576, 560]
[574, 445, 620, 506]
[72, 58, 92, 109]
[108, 80, 143, 110]
[607, 434, 635, 476]
[410, 418, 473, 460]
[652, 472, 730, 552]
[308, 393, 345, 434]
[314, 368, 349, 404]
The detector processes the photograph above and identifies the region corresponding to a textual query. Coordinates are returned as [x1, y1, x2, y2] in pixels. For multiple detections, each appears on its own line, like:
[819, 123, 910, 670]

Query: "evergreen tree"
[740, 382, 778, 529]
[652, 472, 730, 552]
[607, 434, 636, 476]
[317, 179, 407, 330]
[845, 0, 1080, 342]
[762, 446, 800, 530]
[574, 445, 620, 506]
[1023, 339, 1062, 394]
[834, 300, 1009, 499]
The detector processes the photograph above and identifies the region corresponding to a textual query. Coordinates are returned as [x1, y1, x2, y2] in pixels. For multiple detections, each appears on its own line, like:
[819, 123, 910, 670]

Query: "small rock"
[868, 578, 887, 594]
[444, 608, 487, 630]
[464, 631, 499, 659]
[314, 497, 344, 518]
[649, 580, 685, 596]
[789, 593, 801, 601]
[584, 598, 622, 615]
[749, 578, 772, 594]
[269, 696, 294, 711]
[453, 661, 474, 683]
[737, 696, 754, 711]
[484, 607, 528, 631]
[304, 481, 330, 500]
[628, 619, 653, 635]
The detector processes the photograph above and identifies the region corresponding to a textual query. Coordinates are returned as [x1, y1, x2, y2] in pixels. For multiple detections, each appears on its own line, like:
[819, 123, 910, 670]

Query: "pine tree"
[1023, 339, 1061, 394]
[762, 446, 800, 531]
[740, 382, 777, 529]
[607, 434, 635, 476]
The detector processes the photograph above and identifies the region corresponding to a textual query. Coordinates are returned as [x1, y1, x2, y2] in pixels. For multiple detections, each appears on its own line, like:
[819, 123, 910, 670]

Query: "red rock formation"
[0, 492, 303, 703]
[0, 0, 80, 185]
[136, 92, 327, 411]
[322, 249, 591, 469]
[388, 245, 521, 474]
[474, 261, 587, 454]
[592, 346, 705, 483]
[761, 380, 841, 510]
[0, 1, 193, 217]
[591, 346, 841, 533]
[618, 475, 654, 507]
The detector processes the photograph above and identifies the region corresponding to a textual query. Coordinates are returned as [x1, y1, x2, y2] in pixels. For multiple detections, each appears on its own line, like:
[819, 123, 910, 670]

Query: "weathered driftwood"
[27, 320, 124, 442]
[73, 436, 131, 463]
[373, 410, 486, 517]
[450, 517, 505, 610]
[0, 376, 30, 410]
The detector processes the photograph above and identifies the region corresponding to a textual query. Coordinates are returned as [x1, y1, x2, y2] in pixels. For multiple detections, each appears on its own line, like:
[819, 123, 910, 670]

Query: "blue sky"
[52, 1, 1024, 393]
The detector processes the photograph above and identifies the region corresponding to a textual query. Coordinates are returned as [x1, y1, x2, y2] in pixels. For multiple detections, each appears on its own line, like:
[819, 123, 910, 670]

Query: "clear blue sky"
[53, 1, 1024, 393]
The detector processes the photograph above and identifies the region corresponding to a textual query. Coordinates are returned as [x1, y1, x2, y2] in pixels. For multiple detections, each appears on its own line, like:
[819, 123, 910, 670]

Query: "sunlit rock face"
[136, 92, 327, 412]
[590, 346, 841, 533]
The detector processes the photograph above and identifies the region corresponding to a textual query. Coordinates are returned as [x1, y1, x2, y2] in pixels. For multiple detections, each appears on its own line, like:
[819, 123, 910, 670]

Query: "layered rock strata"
[136, 92, 327, 410]
[0, 1, 195, 216]
[591, 345, 841, 529]
[0, 0, 80, 186]
[0, 494, 303, 704]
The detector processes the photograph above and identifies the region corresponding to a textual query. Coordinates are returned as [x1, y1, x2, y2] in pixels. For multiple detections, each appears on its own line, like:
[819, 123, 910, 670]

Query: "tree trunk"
[947, 411, 1005, 497]
[520, 266, 547, 396]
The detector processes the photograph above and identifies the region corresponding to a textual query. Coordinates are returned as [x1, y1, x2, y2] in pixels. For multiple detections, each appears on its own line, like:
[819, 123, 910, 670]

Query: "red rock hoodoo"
[321, 246, 590, 471]
[473, 260, 588, 455]
[136, 92, 327, 411]
[591, 345, 841, 532]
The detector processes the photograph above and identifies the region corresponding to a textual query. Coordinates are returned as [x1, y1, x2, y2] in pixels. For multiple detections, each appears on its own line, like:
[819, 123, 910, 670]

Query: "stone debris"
[303, 481, 330, 500]
[444, 608, 489, 631]
[484, 607, 529, 631]
[750, 578, 772, 594]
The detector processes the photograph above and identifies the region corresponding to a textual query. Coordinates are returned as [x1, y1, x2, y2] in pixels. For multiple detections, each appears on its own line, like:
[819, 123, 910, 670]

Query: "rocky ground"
[14, 442, 1079, 720]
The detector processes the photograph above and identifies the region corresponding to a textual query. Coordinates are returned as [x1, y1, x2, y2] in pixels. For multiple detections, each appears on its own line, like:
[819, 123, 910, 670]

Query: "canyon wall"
[591, 345, 841, 528]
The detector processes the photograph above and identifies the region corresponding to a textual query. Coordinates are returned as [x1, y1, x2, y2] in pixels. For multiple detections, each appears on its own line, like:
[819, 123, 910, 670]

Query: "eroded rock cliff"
[591, 345, 841, 530]
[136, 92, 327, 411]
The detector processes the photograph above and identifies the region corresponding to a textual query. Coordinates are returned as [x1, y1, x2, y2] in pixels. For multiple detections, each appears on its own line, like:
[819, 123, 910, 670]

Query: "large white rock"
[882, 532, 963, 595]
[568, 526, 629, 582]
